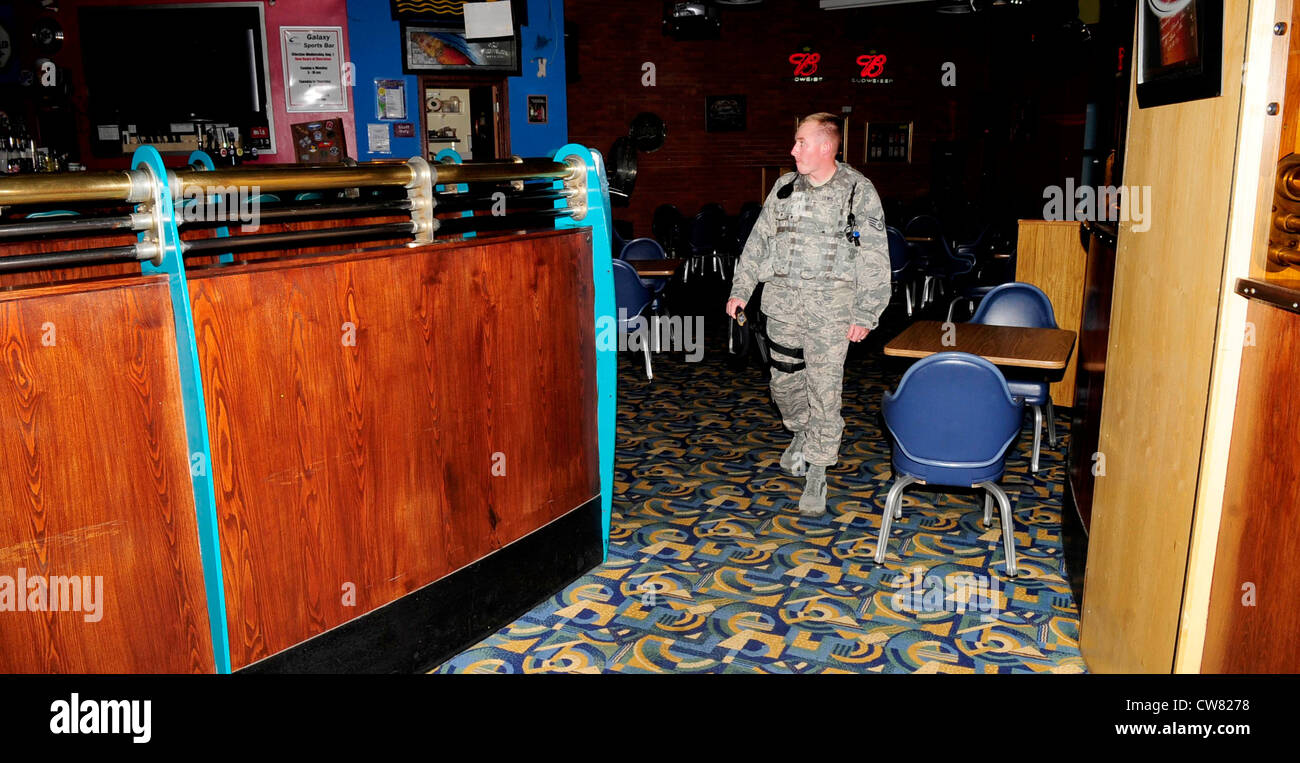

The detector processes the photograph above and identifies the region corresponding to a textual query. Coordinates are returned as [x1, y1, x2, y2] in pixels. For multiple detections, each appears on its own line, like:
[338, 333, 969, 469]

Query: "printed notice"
[281, 26, 347, 112]
[367, 123, 391, 154]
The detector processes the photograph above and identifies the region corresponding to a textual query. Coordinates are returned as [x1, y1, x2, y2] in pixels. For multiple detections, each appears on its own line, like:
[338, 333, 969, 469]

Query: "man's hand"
[725, 298, 746, 319]
[848, 324, 869, 342]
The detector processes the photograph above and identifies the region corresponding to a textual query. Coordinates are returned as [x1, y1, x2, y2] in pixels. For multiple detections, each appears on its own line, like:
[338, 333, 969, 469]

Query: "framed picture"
[527, 95, 548, 124]
[390, 0, 526, 26]
[402, 24, 519, 74]
[706, 95, 746, 132]
[865, 122, 912, 163]
[1135, 0, 1222, 108]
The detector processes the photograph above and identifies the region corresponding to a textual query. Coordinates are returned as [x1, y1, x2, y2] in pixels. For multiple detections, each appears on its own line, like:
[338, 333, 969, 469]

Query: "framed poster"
[865, 122, 912, 163]
[527, 95, 548, 124]
[280, 27, 347, 113]
[390, 0, 527, 26]
[1135, 0, 1222, 108]
[401, 24, 519, 74]
[706, 95, 746, 132]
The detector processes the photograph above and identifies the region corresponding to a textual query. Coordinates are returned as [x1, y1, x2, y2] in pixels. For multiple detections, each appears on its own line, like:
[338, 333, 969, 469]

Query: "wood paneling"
[187, 228, 599, 669]
[0, 275, 215, 673]
[1201, 299, 1300, 672]
[1279, 1, 1300, 158]
[1015, 220, 1087, 406]
[1080, 0, 1250, 673]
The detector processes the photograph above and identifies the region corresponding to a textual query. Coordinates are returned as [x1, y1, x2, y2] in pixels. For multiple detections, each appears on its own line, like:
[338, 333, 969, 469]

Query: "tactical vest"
[769, 176, 861, 286]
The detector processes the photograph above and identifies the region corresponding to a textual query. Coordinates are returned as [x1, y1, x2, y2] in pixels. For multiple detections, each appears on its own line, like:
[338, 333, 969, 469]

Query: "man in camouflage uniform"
[725, 113, 891, 518]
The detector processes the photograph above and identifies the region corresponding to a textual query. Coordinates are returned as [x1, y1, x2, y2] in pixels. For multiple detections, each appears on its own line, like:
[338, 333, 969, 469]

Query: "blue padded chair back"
[733, 206, 761, 252]
[690, 206, 726, 251]
[886, 226, 910, 275]
[883, 352, 1022, 477]
[652, 204, 682, 242]
[621, 237, 666, 261]
[612, 258, 652, 321]
[970, 282, 1057, 329]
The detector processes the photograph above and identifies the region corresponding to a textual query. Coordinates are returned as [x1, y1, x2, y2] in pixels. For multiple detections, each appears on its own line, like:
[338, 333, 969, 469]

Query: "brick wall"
[566, 0, 1092, 236]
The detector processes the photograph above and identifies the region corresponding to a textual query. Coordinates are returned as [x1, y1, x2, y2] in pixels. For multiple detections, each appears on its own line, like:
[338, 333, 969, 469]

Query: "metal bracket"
[404, 155, 437, 244]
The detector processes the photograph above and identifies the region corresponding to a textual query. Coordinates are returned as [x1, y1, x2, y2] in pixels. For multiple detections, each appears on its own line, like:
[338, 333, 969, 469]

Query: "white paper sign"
[464, 2, 514, 39]
[281, 27, 347, 113]
[367, 123, 391, 154]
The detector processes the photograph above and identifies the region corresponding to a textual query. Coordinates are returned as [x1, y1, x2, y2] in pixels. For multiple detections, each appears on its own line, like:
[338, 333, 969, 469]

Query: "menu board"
[281, 26, 347, 113]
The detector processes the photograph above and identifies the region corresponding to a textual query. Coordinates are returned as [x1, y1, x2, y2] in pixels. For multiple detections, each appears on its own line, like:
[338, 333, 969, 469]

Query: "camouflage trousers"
[763, 283, 854, 466]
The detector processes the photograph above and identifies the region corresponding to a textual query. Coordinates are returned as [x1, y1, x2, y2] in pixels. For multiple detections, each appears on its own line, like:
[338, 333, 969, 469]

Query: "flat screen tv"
[79, 3, 274, 153]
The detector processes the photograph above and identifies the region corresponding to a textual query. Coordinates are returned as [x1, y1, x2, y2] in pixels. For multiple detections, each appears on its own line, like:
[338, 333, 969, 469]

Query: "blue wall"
[346, 0, 567, 161]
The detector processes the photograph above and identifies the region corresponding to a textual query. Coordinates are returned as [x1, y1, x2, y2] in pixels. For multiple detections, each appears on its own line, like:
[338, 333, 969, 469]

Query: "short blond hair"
[798, 112, 842, 151]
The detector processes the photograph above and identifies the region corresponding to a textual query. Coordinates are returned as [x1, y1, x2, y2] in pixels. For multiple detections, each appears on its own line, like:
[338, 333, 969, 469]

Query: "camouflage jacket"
[729, 162, 891, 328]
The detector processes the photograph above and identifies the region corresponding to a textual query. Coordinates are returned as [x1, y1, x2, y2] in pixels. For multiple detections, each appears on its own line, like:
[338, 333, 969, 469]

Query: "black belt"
[766, 334, 806, 373]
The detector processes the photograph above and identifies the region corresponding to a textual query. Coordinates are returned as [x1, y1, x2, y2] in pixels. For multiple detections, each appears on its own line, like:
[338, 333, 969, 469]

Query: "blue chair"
[970, 282, 1058, 473]
[612, 258, 655, 380]
[26, 210, 78, 218]
[652, 204, 687, 257]
[886, 226, 916, 317]
[905, 214, 973, 306]
[295, 192, 325, 201]
[684, 204, 727, 282]
[620, 237, 669, 308]
[611, 226, 628, 259]
[877, 352, 1024, 575]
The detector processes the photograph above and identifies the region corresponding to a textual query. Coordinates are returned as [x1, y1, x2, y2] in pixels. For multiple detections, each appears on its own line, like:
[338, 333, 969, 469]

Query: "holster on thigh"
[765, 331, 806, 374]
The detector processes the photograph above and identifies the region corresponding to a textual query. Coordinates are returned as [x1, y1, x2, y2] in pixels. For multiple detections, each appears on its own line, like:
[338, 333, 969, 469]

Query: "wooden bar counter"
[0, 228, 606, 673]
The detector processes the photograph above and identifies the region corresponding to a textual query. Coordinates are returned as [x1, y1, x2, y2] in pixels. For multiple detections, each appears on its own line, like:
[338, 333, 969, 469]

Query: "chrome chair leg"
[904, 283, 914, 317]
[1030, 404, 1043, 473]
[642, 338, 653, 380]
[983, 492, 993, 527]
[946, 296, 964, 323]
[874, 475, 917, 564]
[978, 481, 1018, 576]
[1046, 397, 1057, 446]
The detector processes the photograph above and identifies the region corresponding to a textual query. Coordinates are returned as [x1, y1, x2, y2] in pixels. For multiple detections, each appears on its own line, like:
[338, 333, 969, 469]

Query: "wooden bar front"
[186, 228, 600, 669]
[0, 275, 215, 673]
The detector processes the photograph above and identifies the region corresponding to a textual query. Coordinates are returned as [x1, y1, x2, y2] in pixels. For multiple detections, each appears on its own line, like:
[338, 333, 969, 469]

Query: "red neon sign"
[789, 52, 821, 77]
[856, 54, 887, 78]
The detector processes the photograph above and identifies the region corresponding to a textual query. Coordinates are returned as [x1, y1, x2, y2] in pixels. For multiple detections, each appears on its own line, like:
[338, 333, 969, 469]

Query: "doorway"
[420, 76, 509, 161]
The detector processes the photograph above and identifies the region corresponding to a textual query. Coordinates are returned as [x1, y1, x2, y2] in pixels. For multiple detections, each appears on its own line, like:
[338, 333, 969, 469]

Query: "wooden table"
[904, 236, 935, 244]
[883, 320, 1077, 370]
[629, 258, 683, 278]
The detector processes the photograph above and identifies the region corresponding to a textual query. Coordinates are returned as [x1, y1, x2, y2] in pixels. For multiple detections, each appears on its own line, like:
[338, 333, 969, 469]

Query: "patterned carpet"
[434, 317, 1087, 674]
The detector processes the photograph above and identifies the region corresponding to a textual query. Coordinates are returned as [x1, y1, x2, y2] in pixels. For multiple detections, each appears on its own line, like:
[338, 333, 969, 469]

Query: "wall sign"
[851, 53, 892, 84]
[375, 79, 406, 120]
[788, 51, 823, 83]
[281, 27, 347, 113]
[1135, 0, 1222, 108]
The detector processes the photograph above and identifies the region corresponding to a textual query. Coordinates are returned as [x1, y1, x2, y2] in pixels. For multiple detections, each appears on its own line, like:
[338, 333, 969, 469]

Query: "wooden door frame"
[419, 74, 511, 161]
